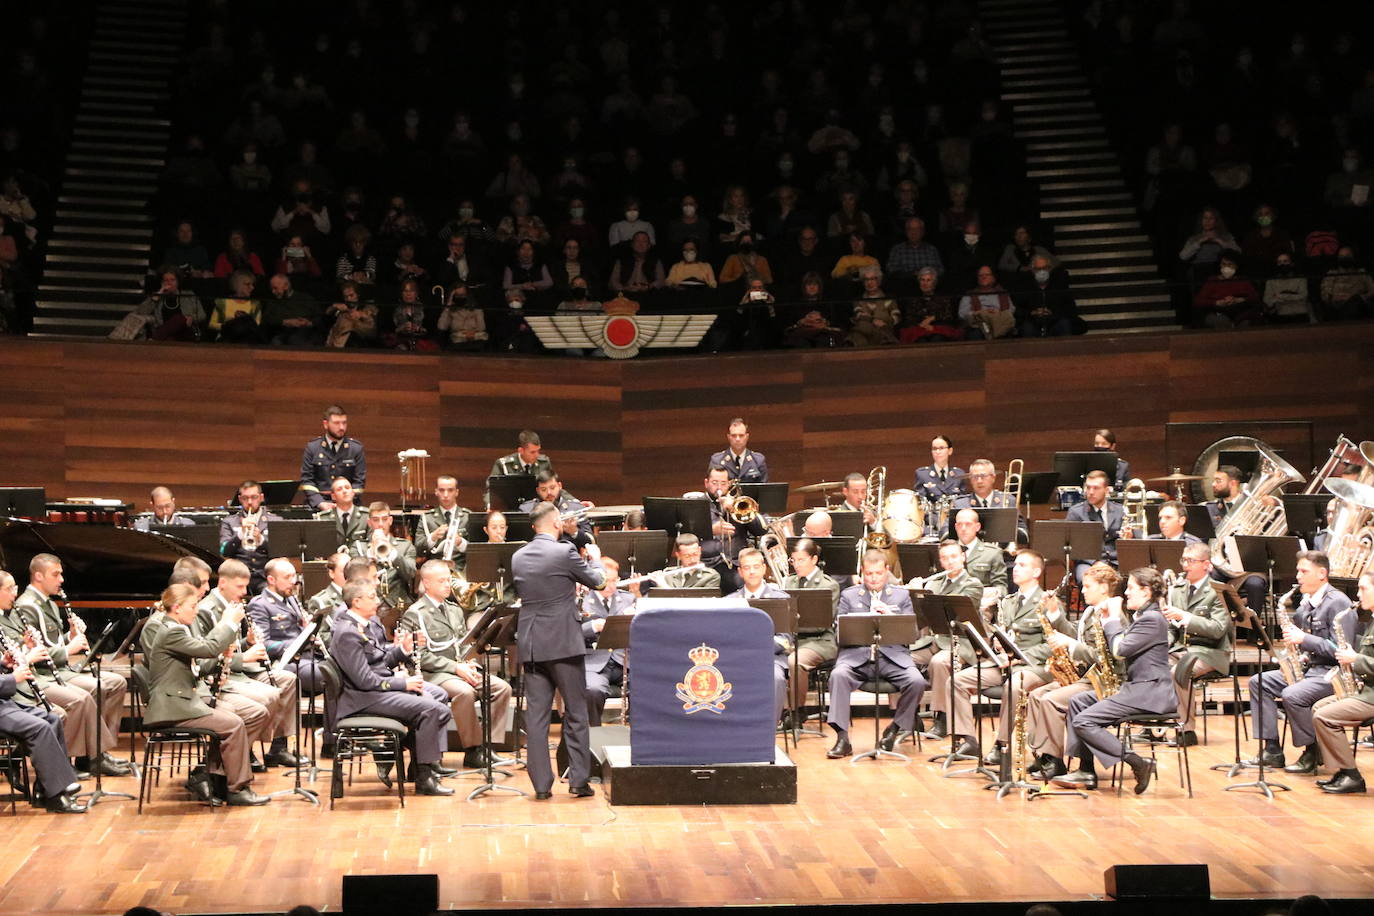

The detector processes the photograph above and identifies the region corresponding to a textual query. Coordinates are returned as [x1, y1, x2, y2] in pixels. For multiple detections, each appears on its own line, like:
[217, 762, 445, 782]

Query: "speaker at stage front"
[342, 874, 438, 915]
[629, 605, 776, 766]
[1104, 864, 1210, 900]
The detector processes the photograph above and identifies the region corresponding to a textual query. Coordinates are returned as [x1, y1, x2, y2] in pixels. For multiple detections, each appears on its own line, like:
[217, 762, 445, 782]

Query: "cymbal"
[1149, 472, 1205, 482]
[792, 480, 844, 494]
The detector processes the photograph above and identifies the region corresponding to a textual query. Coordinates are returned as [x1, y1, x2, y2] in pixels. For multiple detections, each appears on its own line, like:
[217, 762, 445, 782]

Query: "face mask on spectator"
[738, 241, 754, 253]
[835, 156, 850, 171]
[1276, 260, 1293, 274]
[682, 204, 696, 217]
[451, 294, 467, 306]
[404, 114, 419, 128]
[1033, 268, 1050, 283]
[963, 233, 979, 246]
[569, 206, 584, 219]
[458, 207, 474, 219]
[243, 152, 257, 164]
[1256, 215, 1273, 227]
[778, 158, 794, 175]
[625, 209, 640, 222]
[683, 249, 697, 262]
[1339, 255, 1357, 267]
[896, 150, 911, 163]
[1219, 265, 1237, 279]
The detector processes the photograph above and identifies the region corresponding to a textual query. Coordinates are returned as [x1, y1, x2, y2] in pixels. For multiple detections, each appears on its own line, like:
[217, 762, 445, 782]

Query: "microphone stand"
[76, 620, 134, 806]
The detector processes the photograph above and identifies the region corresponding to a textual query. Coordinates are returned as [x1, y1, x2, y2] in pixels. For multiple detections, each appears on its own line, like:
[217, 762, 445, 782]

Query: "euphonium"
[1323, 478, 1374, 579]
[1210, 439, 1304, 570]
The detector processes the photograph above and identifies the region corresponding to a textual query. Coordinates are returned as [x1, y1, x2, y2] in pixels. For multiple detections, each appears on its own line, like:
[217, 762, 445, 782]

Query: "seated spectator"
[495, 193, 550, 247]
[0, 173, 38, 243]
[0, 215, 19, 271]
[815, 148, 869, 198]
[776, 226, 829, 288]
[826, 189, 875, 239]
[997, 225, 1058, 277]
[715, 185, 756, 247]
[729, 278, 779, 350]
[279, 141, 334, 197]
[608, 231, 666, 294]
[1179, 207, 1237, 286]
[501, 287, 540, 353]
[392, 242, 428, 286]
[160, 220, 212, 278]
[378, 194, 427, 245]
[1015, 256, 1080, 338]
[666, 240, 717, 289]
[324, 281, 378, 348]
[1194, 251, 1262, 328]
[886, 217, 943, 280]
[1320, 246, 1374, 321]
[437, 284, 487, 351]
[848, 265, 900, 347]
[939, 182, 978, 237]
[557, 276, 602, 313]
[959, 264, 1017, 339]
[719, 231, 773, 286]
[274, 234, 322, 277]
[666, 194, 713, 261]
[209, 270, 264, 343]
[1204, 122, 1252, 193]
[228, 142, 272, 193]
[502, 240, 554, 294]
[875, 141, 930, 193]
[1324, 147, 1374, 214]
[269, 180, 331, 240]
[390, 279, 429, 351]
[1262, 253, 1315, 323]
[781, 271, 846, 349]
[552, 198, 600, 261]
[608, 197, 655, 248]
[550, 155, 594, 206]
[945, 219, 1000, 291]
[484, 152, 541, 204]
[437, 199, 492, 244]
[886, 180, 928, 238]
[1143, 122, 1197, 213]
[899, 267, 962, 343]
[212, 229, 265, 278]
[335, 187, 370, 239]
[112, 266, 206, 341]
[550, 237, 597, 296]
[335, 225, 377, 286]
[262, 273, 321, 346]
[831, 231, 880, 283]
[1240, 203, 1295, 277]
[436, 234, 489, 291]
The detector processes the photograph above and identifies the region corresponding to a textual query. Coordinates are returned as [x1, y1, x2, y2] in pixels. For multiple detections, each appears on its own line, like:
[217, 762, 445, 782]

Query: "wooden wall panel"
[0, 323, 1370, 514]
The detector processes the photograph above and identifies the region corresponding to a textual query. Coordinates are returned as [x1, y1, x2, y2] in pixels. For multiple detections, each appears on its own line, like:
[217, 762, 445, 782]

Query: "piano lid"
[0, 518, 222, 601]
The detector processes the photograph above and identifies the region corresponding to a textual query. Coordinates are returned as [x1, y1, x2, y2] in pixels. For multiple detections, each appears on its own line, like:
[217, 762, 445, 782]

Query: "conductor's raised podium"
[599, 604, 797, 805]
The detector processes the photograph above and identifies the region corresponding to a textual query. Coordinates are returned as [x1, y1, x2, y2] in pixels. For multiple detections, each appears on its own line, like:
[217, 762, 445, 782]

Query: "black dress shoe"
[226, 788, 272, 806]
[1026, 754, 1049, 777]
[1168, 731, 1199, 748]
[415, 766, 455, 796]
[1038, 756, 1068, 780]
[92, 755, 130, 777]
[319, 742, 337, 760]
[264, 749, 307, 768]
[250, 755, 267, 774]
[432, 760, 458, 776]
[984, 744, 1004, 767]
[1243, 749, 1286, 769]
[374, 761, 394, 788]
[43, 793, 87, 814]
[954, 739, 980, 759]
[827, 733, 853, 758]
[462, 746, 492, 769]
[1320, 772, 1367, 794]
[1316, 773, 1340, 788]
[1051, 770, 1098, 790]
[185, 773, 221, 805]
[1284, 746, 1321, 775]
[1125, 753, 1155, 795]
[879, 722, 904, 752]
[534, 790, 553, 800]
[925, 713, 949, 740]
[569, 784, 595, 798]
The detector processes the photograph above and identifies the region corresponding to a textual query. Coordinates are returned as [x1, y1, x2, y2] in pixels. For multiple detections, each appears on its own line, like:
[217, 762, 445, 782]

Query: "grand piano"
[0, 517, 222, 648]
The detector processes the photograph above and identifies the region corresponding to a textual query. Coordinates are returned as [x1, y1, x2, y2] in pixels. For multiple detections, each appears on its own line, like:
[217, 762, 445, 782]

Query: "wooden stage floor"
[2, 715, 1373, 915]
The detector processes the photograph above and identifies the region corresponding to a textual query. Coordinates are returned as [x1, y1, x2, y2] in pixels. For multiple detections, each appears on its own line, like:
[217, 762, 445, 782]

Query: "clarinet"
[206, 647, 233, 709]
[247, 620, 280, 688]
[25, 625, 65, 685]
[0, 629, 52, 712]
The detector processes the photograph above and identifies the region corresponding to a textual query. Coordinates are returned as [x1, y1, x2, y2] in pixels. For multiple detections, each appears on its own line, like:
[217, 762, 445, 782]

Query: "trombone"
[720, 479, 758, 524]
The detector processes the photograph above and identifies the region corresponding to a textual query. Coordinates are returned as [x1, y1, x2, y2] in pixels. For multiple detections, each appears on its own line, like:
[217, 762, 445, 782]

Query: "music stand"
[1206, 581, 1249, 776]
[1031, 521, 1104, 580]
[1020, 472, 1060, 507]
[785, 587, 836, 739]
[1233, 535, 1301, 631]
[642, 497, 713, 540]
[1053, 452, 1118, 489]
[1117, 539, 1186, 574]
[75, 619, 136, 806]
[597, 530, 670, 578]
[896, 543, 941, 581]
[647, 587, 720, 599]
[486, 475, 537, 512]
[738, 483, 789, 516]
[230, 480, 297, 507]
[748, 596, 798, 747]
[1280, 494, 1332, 545]
[1181, 505, 1216, 542]
[827, 512, 866, 540]
[953, 619, 1004, 783]
[466, 542, 524, 597]
[459, 602, 526, 800]
[268, 618, 322, 806]
[269, 520, 338, 561]
[789, 536, 860, 579]
[462, 511, 532, 544]
[596, 615, 634, 725]
[973, 507, 1018, 545]
[914, 595, 984, 775]
[1224, 606, 1290, 797]
[0, 487, 45, 518]
[164, 523, 223, 554]
[983, 626, 1051, 798]
[835, 614, 919, 763]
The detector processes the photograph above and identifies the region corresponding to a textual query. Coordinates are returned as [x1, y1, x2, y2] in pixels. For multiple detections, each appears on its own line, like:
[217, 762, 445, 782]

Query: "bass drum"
[882, 489, 925, 542]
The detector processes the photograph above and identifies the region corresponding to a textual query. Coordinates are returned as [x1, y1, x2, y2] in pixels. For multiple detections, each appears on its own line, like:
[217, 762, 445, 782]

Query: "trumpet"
[240, 516, 262, 550]
[368, 529, 396, 565]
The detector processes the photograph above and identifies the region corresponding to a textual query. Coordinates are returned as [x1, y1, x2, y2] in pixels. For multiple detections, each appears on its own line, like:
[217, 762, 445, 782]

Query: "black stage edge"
[602, 742, 797, 806]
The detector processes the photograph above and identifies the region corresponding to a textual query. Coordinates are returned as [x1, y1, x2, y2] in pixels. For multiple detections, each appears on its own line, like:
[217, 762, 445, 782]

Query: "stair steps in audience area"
[32, 0, 181, 339]
[979, 0, 1178, 334]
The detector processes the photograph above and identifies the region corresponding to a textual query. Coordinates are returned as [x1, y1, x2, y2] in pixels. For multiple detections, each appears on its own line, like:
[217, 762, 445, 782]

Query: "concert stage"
[2, 714, 1372, 914]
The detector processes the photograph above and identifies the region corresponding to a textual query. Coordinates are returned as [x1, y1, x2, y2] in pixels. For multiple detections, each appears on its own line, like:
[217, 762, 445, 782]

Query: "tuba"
[1323, 478, 1374, 578]
[1209, 438, 1304, 571]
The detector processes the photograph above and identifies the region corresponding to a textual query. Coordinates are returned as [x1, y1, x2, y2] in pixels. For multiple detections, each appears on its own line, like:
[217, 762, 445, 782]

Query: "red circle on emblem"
[605, 316, 637, 348]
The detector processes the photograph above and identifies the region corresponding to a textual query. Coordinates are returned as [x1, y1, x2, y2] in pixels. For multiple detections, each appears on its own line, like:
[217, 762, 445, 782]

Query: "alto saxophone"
[1084, 605, 1121, 700]
[1331, 612, 1363, 699]
[1273, 586, 1307, 686]
[1038, 595, 1079, 687]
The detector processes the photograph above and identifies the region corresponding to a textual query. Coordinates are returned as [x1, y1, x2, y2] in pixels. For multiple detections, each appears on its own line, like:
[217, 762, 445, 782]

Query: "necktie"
[445, 509, 453, 527]
[938, 469, 947, 482]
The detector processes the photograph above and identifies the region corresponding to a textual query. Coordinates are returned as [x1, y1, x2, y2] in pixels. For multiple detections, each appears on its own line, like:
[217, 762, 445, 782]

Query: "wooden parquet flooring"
[1, 718, 1372, 915]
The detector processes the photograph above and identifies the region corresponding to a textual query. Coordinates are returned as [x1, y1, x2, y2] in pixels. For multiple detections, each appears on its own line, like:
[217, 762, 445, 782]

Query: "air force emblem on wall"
[674, 643, 732, 714]
[525, 313, 715, 359]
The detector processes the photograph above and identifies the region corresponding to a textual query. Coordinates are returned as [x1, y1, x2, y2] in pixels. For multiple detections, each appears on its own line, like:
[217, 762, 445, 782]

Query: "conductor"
[512, 502, 607, 800]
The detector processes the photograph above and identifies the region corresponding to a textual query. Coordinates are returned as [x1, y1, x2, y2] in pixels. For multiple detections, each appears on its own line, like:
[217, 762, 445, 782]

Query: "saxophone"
[1273, 585, 1307, 686]
[1330, 612, 1363, 699]
[1084, 604, 1122, 700]
[1038, 594, 1079, 687]
[1010, 687, 1030, 784]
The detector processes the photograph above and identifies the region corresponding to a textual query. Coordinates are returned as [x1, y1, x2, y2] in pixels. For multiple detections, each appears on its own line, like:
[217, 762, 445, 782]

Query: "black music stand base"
[1224, 609, 1291, 798]
[78, 631, 135, 806]
[269, 642, 320, 806]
